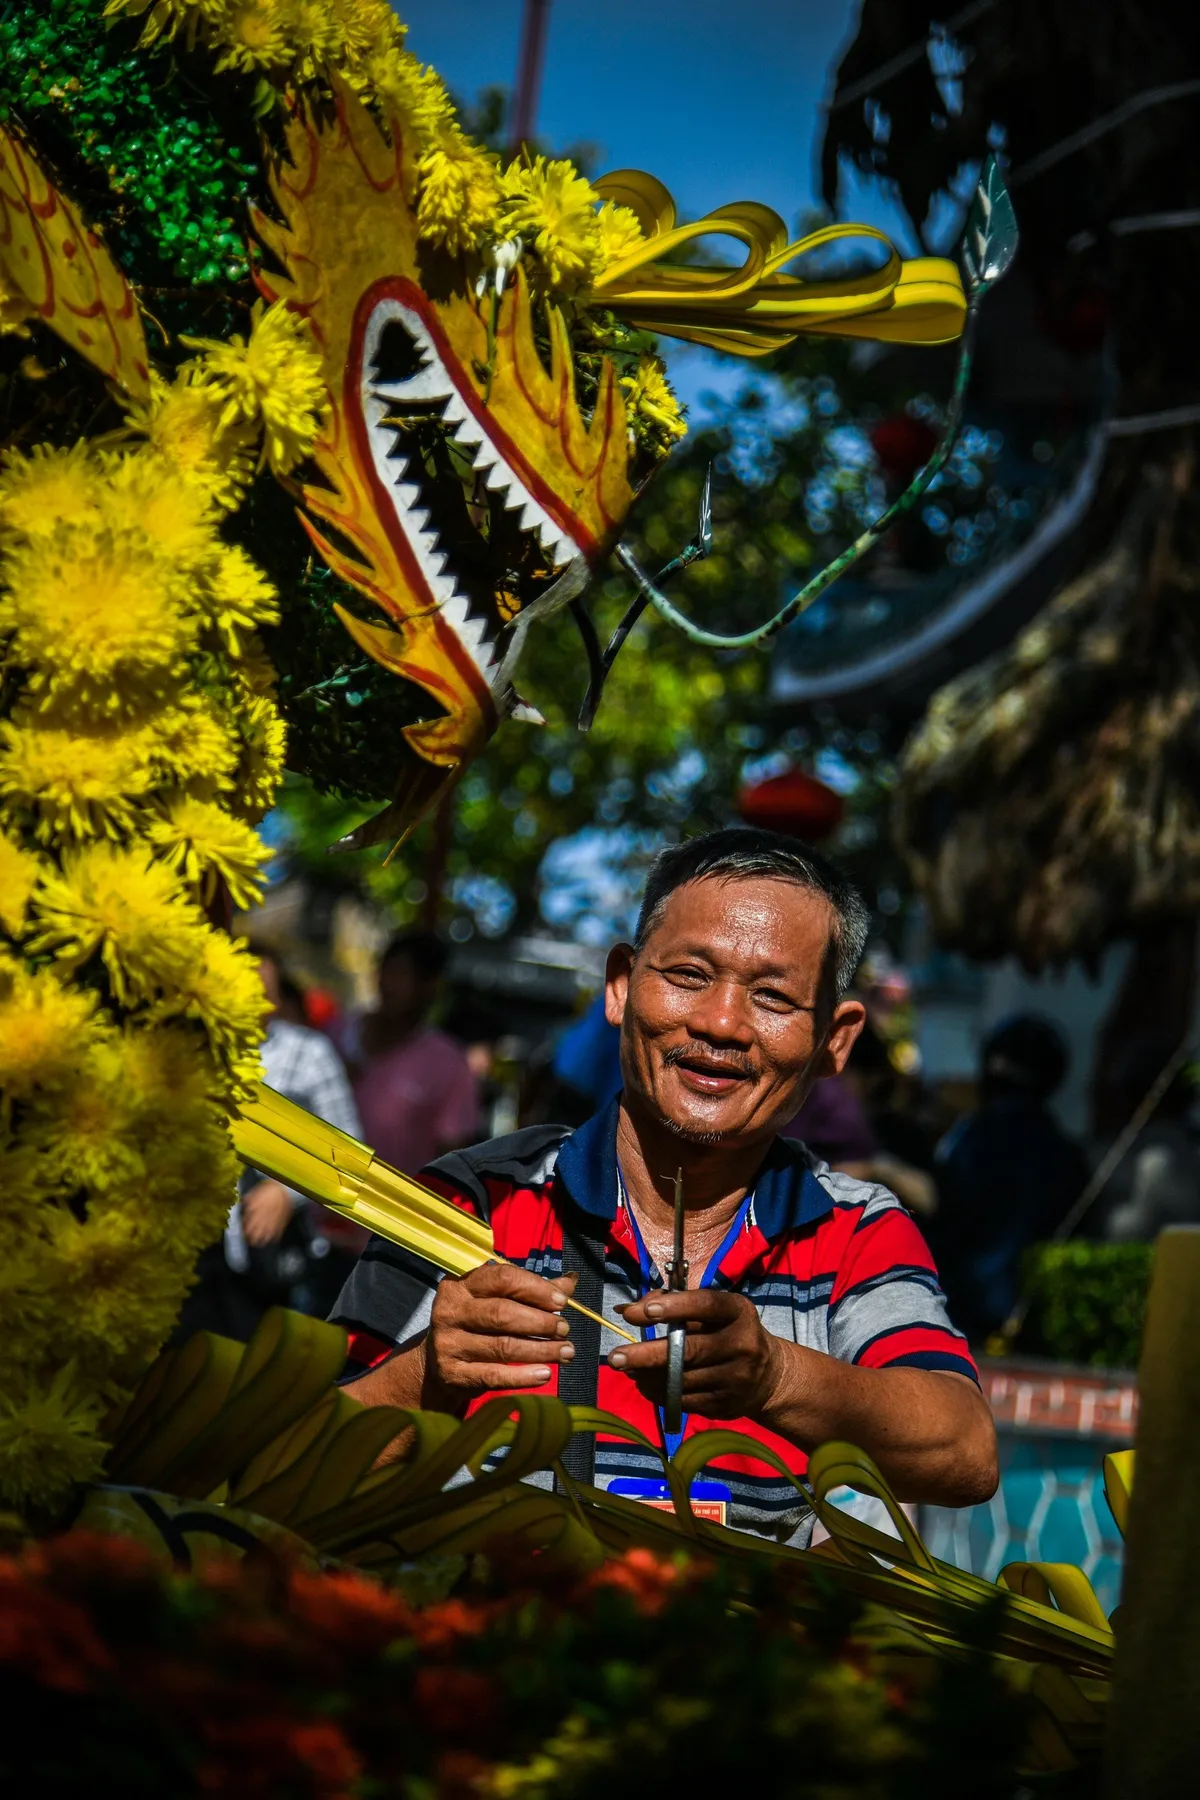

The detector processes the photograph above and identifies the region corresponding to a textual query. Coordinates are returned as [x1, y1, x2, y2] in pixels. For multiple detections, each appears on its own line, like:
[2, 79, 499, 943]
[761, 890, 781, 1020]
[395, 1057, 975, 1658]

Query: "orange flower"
[580, 1546, 690, 1615]
[410, 1595, 491, 1652]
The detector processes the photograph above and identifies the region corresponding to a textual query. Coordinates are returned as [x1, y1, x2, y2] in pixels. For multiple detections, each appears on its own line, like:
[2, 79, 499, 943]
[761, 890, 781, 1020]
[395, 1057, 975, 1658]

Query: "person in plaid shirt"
[336, 830, 997, 1545]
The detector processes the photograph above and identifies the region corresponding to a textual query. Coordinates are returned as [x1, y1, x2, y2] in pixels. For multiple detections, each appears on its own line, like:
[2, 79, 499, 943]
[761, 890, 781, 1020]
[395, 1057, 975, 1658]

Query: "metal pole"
[508, 0, 552, 157]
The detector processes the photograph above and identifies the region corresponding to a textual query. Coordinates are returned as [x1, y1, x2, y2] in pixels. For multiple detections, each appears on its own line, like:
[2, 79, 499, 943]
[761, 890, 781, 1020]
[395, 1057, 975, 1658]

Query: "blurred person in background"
[177, 946, 361, 1340]
[338, 929, 480, 1178]
[1090, 1054, 1200, 1242]
[782, 1019, 938, 1220]
[933, 1014, 1088, 1344]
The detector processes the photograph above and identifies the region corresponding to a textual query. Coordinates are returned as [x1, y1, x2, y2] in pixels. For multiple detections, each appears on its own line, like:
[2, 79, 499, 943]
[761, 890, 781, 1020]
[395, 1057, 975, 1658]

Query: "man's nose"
[685, 978, 755, 1045]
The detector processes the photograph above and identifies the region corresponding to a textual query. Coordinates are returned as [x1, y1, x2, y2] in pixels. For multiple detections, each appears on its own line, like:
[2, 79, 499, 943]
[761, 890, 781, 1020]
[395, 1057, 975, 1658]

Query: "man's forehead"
[648, 873, 835, 952]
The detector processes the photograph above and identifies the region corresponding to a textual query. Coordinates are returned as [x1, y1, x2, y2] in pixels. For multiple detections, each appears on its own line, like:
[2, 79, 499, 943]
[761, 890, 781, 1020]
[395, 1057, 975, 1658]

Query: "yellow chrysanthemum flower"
[117, 1021, 226, 1127]
[21, 1037, 146, 1196]
[620, 353, 688, 445]
[0, 523, 200, 711]
[148, 697, 241, 795]
[145, 792, 271, 908]
[210, 0, 292, 72]
[151, 930, 268, 1085]
[120, 370, 255, 513]
[201, 544, 280, 655]
[99, 447, 221, 572]
[27, 841, 204, 1007]
[42, 1205, 200, 1375]
[0, 956, 103, 1099]
[229, 691, 288, 820]
[0, 443, 106, 542]
[0, 715, 155, 841]
[418, 130, 503, 255]
[184, 299, 328, 477]
[0, 829, 45, 937]
[595, 201, 645, 270]
[0, 1363, 107, 1513]
[499, 158, 605, 292]
[371, 43, 453, 137]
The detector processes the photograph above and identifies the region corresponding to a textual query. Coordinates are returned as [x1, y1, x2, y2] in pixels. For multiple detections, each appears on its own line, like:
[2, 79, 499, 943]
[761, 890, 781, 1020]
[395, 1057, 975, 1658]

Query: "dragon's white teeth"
[394, 481, 422, 512]
[536, 519, 573, 567]
[373, 365, 454, 403]
[484, 463, 513, 494]
[454, 415, 485, 447]
[441, 390, 467, 422]
[457, 614, 495, 665]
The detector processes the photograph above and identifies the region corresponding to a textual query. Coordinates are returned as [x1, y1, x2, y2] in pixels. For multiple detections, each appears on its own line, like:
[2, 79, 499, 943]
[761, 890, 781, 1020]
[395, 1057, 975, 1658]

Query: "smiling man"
[335, 828, 997, 1543]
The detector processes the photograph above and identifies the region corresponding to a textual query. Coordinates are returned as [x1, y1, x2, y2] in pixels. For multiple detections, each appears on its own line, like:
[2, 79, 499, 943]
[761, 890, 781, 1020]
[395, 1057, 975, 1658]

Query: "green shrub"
[1023, 1242, 1154, 1369]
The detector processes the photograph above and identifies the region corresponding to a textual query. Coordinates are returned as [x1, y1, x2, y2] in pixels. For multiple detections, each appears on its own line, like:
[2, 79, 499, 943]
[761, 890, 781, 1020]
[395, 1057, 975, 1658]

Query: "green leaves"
[962, 153, 1020, 296]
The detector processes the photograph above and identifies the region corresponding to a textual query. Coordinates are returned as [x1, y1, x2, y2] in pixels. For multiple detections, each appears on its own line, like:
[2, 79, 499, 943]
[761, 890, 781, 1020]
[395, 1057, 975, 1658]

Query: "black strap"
[554, 1199, 608, 1489]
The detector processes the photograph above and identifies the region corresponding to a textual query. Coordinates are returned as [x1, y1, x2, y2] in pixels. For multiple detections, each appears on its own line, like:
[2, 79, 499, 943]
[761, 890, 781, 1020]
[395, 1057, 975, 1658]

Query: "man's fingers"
[457, 1362, 556, 1390]
[464, 1262, 577, 1311]
[619, 1290, 740, 1330]
[450, 1331, 576, 1367]
[609, 1329, 737, 1373]
[451, 1295, 573, 1341]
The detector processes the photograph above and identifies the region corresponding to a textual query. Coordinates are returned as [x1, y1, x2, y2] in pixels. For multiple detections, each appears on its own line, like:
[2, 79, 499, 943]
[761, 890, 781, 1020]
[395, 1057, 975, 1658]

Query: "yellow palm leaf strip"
[106, 1331, 243, 1486]
[1103, 1449, 1134, 1536]
[311, 1395, 576, 1556]
[233, 1082, 496, 1276]
[227, 1387, 346, 1506]
[233, 1084, 639, 1341]
[587, 167, 966, 351]
[1000, 1563, 1113, 1635]
[161, 1309, 348, 1498]
[285, 1404, 419, 1528]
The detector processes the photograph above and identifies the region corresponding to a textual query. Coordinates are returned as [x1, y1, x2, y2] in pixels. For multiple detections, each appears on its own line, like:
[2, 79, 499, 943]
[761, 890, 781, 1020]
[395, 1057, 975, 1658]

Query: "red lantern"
[870, 414, 939, 485]
[737, 769, 844, 840]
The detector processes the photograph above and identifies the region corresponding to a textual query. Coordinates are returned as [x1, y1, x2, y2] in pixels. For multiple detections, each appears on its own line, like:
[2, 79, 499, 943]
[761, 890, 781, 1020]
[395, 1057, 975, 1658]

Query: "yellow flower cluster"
[620, 354, 689, 450]
[112, 1, 682, 451]
[0, 378, 298, 1514]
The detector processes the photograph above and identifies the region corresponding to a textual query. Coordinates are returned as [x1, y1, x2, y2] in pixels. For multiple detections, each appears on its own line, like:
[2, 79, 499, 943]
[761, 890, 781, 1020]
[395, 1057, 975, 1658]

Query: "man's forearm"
[759, 1341, 997, 1507]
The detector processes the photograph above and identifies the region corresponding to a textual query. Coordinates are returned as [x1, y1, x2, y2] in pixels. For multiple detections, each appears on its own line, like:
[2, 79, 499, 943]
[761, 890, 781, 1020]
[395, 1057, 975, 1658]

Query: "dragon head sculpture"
[254, 87, 638, 837]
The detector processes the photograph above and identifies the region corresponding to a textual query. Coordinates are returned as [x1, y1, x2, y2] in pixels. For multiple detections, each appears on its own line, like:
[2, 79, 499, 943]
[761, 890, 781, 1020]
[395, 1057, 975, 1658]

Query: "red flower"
[413, 1667, 497, 1739]
[0, 1560, 114, 1692]
[287, 1566, 416, 1653]
[433, 1748, 492, 1800]
[411, 1597, 491, 1652]
[197, 1713, 362, 1800]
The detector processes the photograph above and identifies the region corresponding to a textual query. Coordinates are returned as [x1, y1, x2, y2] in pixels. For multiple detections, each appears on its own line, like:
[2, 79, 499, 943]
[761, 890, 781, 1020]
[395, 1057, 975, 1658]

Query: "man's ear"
[605, 942, 635, 1029]
[818, 998, 868, 1078]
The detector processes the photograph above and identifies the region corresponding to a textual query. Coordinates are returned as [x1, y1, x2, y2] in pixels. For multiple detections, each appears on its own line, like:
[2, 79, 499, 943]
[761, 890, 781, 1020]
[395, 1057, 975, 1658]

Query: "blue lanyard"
[618, 1170, 753, 1459]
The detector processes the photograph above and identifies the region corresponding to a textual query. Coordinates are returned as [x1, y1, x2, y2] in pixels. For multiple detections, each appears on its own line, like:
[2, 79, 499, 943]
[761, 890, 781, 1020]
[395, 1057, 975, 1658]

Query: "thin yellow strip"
[567, 1298, 638, 1345]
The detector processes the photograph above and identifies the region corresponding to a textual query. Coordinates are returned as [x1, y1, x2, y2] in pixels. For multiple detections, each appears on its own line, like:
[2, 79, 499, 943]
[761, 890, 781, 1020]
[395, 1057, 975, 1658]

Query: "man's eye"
[755, 989, 797, 1011]
[662, 965, 707, 985]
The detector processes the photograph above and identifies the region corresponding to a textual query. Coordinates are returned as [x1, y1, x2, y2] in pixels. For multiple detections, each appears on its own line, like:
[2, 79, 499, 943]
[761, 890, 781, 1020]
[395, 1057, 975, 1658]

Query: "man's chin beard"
[658, 1112, 731, 1148]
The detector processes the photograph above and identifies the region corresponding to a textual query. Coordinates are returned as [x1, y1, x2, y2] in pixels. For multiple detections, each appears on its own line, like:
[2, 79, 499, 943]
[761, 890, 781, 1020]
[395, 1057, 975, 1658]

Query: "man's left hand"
[610, 1290, 783, 1420]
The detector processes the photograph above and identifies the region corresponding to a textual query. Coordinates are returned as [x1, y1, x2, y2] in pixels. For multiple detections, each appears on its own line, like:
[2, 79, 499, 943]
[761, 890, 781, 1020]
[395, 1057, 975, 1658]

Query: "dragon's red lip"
[350, 280, 588, 690]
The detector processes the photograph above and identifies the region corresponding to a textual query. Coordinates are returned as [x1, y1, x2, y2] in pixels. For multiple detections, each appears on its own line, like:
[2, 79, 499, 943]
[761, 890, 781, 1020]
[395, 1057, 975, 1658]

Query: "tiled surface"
[916, 1362, 1135, 1616]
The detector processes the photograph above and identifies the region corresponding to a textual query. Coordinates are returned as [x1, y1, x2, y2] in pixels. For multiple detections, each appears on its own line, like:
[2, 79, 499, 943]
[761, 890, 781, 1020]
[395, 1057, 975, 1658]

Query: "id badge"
[606, 1476, 731, 1526]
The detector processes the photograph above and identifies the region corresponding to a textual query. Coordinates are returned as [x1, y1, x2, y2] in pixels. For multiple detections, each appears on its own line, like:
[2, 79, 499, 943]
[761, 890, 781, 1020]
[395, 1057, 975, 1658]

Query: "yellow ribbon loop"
[588, 169, 966, 355]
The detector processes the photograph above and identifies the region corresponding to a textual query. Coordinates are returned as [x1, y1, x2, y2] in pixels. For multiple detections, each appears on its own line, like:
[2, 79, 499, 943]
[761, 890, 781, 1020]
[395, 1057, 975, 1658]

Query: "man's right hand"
[422, 1263, 578, 1408]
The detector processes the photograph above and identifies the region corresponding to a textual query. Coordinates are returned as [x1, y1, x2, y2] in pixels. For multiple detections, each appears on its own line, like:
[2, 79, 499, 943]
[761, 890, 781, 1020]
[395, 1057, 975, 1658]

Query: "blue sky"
[398, 0, 918, 410]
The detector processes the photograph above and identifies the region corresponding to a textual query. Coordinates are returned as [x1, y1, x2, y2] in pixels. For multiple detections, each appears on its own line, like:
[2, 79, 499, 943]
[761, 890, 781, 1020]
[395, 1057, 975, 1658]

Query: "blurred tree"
[824, 1, 1200, 976]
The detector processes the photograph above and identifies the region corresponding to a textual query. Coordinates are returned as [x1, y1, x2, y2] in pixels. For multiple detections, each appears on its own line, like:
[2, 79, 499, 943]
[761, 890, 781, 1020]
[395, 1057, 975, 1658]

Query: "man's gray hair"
[634, 826, 871, 1003]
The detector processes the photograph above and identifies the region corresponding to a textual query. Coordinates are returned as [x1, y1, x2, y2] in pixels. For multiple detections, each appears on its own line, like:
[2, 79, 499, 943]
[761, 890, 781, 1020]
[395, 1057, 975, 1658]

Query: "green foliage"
[0, 0, 259, 294]
[1023, 1242, 1154, 1370]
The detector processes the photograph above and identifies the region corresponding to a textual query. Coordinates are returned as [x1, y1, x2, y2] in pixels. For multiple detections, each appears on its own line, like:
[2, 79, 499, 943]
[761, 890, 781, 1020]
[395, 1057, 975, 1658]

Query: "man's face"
[605, 876, 866, 1146]
[378, 951, 433, 1022]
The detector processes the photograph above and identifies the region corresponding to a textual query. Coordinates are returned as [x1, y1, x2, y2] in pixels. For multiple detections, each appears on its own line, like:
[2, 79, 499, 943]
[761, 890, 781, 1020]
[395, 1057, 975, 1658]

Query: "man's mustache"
[661, 1044, 758, 1078]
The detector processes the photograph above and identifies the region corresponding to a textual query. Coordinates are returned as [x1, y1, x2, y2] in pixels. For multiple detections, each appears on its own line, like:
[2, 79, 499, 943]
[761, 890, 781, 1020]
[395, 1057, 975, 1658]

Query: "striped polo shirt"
[332, 1099, 977, 1547]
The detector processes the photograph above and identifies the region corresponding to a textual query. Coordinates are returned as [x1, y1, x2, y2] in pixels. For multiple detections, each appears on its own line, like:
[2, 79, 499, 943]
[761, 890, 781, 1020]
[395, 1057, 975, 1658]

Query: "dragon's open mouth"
[358, 289, 586, 689]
